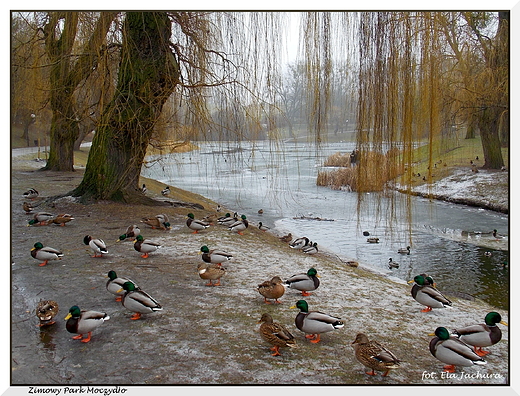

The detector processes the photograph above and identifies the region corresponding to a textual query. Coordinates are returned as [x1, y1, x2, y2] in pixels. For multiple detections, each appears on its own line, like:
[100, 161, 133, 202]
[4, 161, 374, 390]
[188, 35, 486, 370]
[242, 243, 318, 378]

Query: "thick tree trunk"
[41, 11, 117, 171]
[72, 12, 180, 203]
[479, 107, 504, 169]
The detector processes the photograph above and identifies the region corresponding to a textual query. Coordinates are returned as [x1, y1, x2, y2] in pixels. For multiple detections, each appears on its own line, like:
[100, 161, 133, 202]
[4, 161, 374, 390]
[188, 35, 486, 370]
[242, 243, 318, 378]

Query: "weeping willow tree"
[70, 11, 288, 203]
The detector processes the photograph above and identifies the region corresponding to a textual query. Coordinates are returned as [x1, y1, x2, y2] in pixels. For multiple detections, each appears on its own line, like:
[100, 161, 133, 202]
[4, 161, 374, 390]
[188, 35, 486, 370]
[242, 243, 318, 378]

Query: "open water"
[142, 140, 509, 310]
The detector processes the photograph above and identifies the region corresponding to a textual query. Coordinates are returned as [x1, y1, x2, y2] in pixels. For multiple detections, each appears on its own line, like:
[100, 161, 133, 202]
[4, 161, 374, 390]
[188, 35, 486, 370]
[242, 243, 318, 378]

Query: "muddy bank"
[10, 156, 510, 387]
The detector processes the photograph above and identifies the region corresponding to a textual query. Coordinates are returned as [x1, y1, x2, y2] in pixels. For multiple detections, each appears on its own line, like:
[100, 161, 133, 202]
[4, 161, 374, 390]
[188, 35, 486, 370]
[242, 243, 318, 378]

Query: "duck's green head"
[224, 213, 230, 217]
[83, 235, 92, 245]
[68, 305, 81, 318]
[307, 268, 318, 277]
[118, 234, 127, 241]
[28, 219, 38, 226]
[32, 242, 44, 250]
[135, 235, 144, 242]
[434, 327, 451, 340]
[241, 215, 247, 220]
[108, 270, 118, 280]
[122, 281, 137, 292]
[413, 275, 427, 285]
[485, 312, 507, 326]
[292, 300, 309, 312]
[201, 245, 210, 253]
[187, 213, 195, 219]
[164, 222, 171, 228]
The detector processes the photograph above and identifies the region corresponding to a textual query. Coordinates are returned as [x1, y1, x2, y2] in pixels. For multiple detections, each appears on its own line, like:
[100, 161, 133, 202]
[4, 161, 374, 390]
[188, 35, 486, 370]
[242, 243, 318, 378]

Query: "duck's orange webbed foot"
[205, 282, 214, 286]
[421, 306, 433, 312]
[141, 253, 149, 258]
[301, 291, 311, 297]
[474, 347, 490, 357]
[270, 346, 281, 356]
[130, 313, 142, 320]
[72, 334, 84, 340]
[365, 369, 377, 376]
[80, 332, 92, 343]
[443, 365, 456, 373]
[115, 296, 122, 302]
[309, 334, 321, 343]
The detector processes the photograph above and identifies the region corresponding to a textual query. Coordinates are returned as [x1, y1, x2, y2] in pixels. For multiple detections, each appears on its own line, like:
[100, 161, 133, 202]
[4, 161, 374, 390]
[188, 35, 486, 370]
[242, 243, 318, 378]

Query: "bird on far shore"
[161, 186, 171, 196]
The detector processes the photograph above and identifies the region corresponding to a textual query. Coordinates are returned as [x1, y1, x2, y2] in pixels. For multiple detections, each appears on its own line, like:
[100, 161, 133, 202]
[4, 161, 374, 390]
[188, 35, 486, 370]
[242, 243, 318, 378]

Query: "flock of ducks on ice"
[22, 186, 507, 379]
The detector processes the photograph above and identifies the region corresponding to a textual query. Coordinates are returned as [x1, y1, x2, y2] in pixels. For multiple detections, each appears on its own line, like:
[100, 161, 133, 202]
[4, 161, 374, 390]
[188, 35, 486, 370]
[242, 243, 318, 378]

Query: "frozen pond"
[142, 140, 509, 309]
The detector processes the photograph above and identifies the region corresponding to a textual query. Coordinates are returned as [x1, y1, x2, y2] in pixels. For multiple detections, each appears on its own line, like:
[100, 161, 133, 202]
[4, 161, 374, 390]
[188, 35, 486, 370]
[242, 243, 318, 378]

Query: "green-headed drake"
[429, 327, 486, 373]
[106, 270, 139, 302]
[285, 268, 320, 297]
[117, 281, 162, 320]
[133, 235, 161, 258]
[200, 245, 233, 266]
[186, 213, 210, 234]
[452, 312, 508, 356]
[290, 300, 344, 343]
[31, 242, 63, 266]
[65, 305, 110, 343]
[408, 274, 452, 312]
[228, 215, 248, 235]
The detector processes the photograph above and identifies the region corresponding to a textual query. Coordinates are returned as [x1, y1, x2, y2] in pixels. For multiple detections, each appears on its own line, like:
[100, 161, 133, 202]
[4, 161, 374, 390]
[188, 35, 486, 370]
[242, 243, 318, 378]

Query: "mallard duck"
[200, 245, 233, 266]
[138, 184, 147, 194]
[289, 237, 310, 249]
[258, 209, 264, 215]
[141, 214, 171, 230]
[290, 300, 344, 343]
[302, 242, 318, 254]
[202, 213, 219, 224]
[133, 235, 161, 258]
[398, 246, 411, 255]
[217, 213, 235, 225]
[36, 300, 59, 327]
[116, 225, 141, 242]
[484, 251, 492, 257]
[50, 214, 74, 226]
[351, 333, 400, 376]
[106, 270, 139, 302]
[362, 231, 370, 237]
[118, 281, 162, 320]
[492, 229, 504, 239]
[197, 262, 226, 286]
[27, 212, 55, 226]
[408, 274, 452, 312]
[452, 312, 508, 357]
[31, 242, 63, 266]
[279, 233, 292, 243]
[367, 237, 379, 243]
[257, 276, 285, 304]
[83, 235, 108, 258]
[285, 268, 320, 297]
[23, 188, 39, 200]
[186, 213, 210, 234]
[429, 326, 486, 373]
[228, 215, 248, 235]
[257, 313, 296, 356]
[258, 222, 270, 232]
[65, 305, 110, 343]
[161, 186, 171, 196]
[388, 258, 399, 269]
[23, 201, 34, 214]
